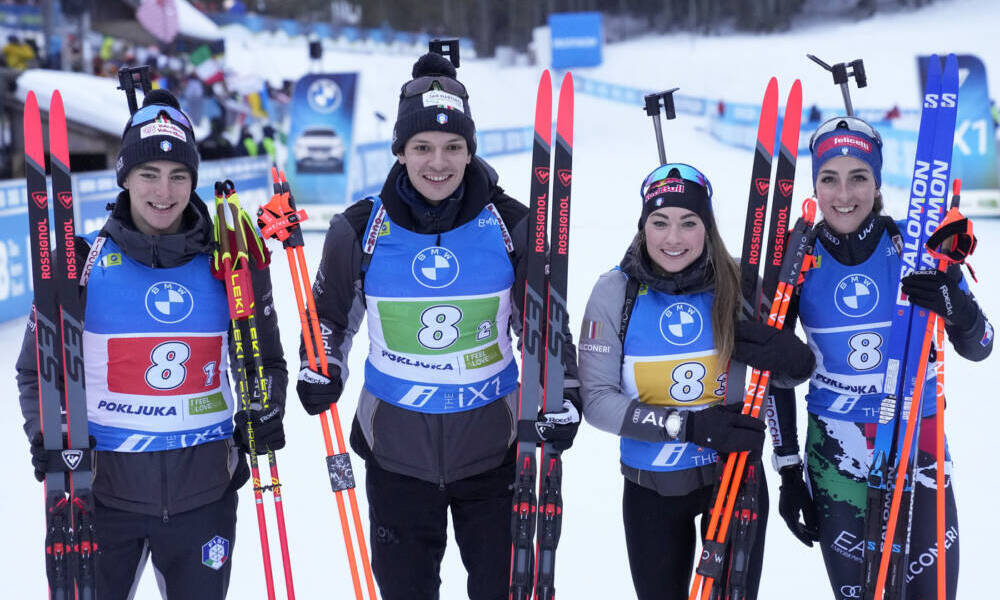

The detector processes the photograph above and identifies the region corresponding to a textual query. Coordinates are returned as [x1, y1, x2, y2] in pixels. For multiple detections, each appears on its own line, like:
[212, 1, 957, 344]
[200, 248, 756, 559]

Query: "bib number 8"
[847, 332, 883, 371]
[418, 305, 463, 350]
[670, 362, 706, 403]
[145, 341, 191, 390]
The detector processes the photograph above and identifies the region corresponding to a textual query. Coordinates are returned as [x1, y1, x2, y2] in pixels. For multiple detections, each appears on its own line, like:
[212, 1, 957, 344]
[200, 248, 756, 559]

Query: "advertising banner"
[918, 54, 998, 210]
[549, 12, 603, 69]
[286, 73, 358, 205]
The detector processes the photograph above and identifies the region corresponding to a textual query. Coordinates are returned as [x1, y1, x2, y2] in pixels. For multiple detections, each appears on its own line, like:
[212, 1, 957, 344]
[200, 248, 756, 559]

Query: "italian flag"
[190, 45, 224, 85]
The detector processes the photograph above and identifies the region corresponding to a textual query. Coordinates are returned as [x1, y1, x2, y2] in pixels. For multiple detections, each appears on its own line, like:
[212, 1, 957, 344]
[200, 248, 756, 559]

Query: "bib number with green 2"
[378, 297, 501, 355]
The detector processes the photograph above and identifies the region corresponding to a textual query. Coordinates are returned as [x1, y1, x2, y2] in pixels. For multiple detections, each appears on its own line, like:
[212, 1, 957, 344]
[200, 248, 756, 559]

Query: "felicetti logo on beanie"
[392, 52, 477, 155]
[810, 117, 883, 188]
[116, 89, 200, 187]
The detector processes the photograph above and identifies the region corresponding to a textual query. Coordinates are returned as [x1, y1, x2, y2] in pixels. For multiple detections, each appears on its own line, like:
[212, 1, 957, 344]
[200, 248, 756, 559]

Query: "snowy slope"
[2, 0, 998, 597]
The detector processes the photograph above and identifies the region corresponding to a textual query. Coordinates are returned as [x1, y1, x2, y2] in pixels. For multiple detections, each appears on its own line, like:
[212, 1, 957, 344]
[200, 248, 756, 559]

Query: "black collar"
[620, 234, 714, 295]
[103, 191, 214, 268]
[815, 212, 894, 266]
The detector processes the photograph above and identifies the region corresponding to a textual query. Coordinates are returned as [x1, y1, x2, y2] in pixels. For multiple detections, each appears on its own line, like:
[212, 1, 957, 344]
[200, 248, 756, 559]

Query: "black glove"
[296, 367, 343, 416]
[732, 320, 815, 381]
[234, 404, 285, 455]
[778, 464, 820, 547]
[29, 432, 95, 483]
[685, 403, 765, 456]
[533, 399, 581, 452]
[901, 267, 977, 330]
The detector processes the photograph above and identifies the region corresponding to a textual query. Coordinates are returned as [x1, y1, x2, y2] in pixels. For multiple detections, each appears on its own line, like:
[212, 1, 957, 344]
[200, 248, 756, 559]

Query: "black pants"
[807, 413, 959, 600]
[95, 492, 237, 600]
[365, 459, 514, 600]
[623, 470, 768, 600]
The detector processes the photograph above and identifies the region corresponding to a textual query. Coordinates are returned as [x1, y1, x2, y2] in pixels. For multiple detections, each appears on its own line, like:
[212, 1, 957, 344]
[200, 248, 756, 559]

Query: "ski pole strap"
[926, 209, 976, 265]
[325, 452, 357, 492]
[695, 538, 728, 580]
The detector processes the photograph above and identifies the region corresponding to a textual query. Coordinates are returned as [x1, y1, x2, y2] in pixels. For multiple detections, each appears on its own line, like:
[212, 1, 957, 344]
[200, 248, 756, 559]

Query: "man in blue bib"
[16, 88, 287, 599]
[296, 52, 582, 600]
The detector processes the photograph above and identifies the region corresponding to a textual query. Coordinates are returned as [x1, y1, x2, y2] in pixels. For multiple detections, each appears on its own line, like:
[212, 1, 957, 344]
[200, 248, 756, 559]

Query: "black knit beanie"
[638, 166, 713, 231]
[116, 89, 200, 188]
[391, 52, 476, 155]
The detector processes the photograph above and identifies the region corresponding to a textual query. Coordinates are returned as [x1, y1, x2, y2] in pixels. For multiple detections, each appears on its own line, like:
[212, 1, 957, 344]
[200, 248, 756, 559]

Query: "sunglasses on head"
[401, 76, 468, 100]
[640, 163, 714, 201]
[809, 116, 882, 152]
[128, 104, 193, 130]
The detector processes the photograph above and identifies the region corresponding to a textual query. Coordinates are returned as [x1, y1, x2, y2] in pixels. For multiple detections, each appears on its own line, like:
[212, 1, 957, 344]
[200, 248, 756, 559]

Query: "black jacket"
[16, 191, 287, 519]
[304, 157, 579, 486]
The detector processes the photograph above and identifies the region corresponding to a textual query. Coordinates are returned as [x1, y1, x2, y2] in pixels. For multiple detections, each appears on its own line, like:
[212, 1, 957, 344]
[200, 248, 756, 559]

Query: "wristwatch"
[772, 451, 803, 472]
[665, 411, 683, 440]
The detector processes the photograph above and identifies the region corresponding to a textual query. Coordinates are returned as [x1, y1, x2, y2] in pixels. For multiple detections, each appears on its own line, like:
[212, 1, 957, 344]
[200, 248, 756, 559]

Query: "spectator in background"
[237, 126, 259, 157]
[183, 73, 206, 126]
[198, 116, 238, 160]
[884, 104, 901, 121]
[3, 36, 36, 71]
[808, 104, 822, 123]
[260, 125, 277, 163]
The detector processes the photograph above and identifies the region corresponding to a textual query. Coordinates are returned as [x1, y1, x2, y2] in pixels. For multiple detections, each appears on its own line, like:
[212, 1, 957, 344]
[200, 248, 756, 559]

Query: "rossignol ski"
[213, 181, 295, 600]
[26, 89, 97, 600]
[691, 78, 803, 600]
[509, 69, 573, 600]
[257, 168, 378, 600]
[866, 53, 959, 600]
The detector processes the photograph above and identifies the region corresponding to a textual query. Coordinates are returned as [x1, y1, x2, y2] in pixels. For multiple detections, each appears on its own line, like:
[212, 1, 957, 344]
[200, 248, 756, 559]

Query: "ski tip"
[23, 90, 44, 166]
[48, 90, 69, 166]
[556, 73, 574, 148]
[535, 70, 553, 146]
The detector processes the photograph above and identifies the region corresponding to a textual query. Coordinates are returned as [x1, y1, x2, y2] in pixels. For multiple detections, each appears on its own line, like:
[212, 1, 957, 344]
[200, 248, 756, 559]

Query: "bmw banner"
[549, 12, 603, 69]
[287, 73, 359, 205]
[918, 55, 999, 211]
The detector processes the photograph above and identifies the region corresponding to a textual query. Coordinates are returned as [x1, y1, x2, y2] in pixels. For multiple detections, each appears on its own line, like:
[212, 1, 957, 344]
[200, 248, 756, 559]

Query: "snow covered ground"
[2, 0, 999, 597]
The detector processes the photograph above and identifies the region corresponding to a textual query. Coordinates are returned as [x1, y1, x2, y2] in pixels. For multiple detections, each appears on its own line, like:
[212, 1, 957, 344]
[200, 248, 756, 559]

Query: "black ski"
[26, 90, 95, 599]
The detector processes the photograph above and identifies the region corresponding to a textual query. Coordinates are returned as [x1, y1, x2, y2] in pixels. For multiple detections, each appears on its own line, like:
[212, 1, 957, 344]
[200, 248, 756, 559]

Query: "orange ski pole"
[259, 168, 378, 599]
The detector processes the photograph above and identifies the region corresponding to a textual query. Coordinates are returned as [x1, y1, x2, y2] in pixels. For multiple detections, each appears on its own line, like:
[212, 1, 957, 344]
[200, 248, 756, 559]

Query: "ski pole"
[924, 178, 977, 600]
[213, 183, 277, 600]
[691, 198, 817, 600]
[221, 181, 297, 599]
[257, 169, 378, 600]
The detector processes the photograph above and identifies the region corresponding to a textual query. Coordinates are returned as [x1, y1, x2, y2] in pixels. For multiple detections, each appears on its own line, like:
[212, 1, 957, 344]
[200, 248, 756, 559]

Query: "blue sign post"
[549, 12, 603, 69]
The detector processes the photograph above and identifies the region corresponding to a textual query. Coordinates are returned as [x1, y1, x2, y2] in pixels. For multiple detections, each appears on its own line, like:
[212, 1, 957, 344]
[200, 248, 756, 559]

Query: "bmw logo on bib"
[659, 302, 703, 346]
[834, 274, 879, 318]
[145, 281, 194, 324]
[412, 246, 460, 289]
